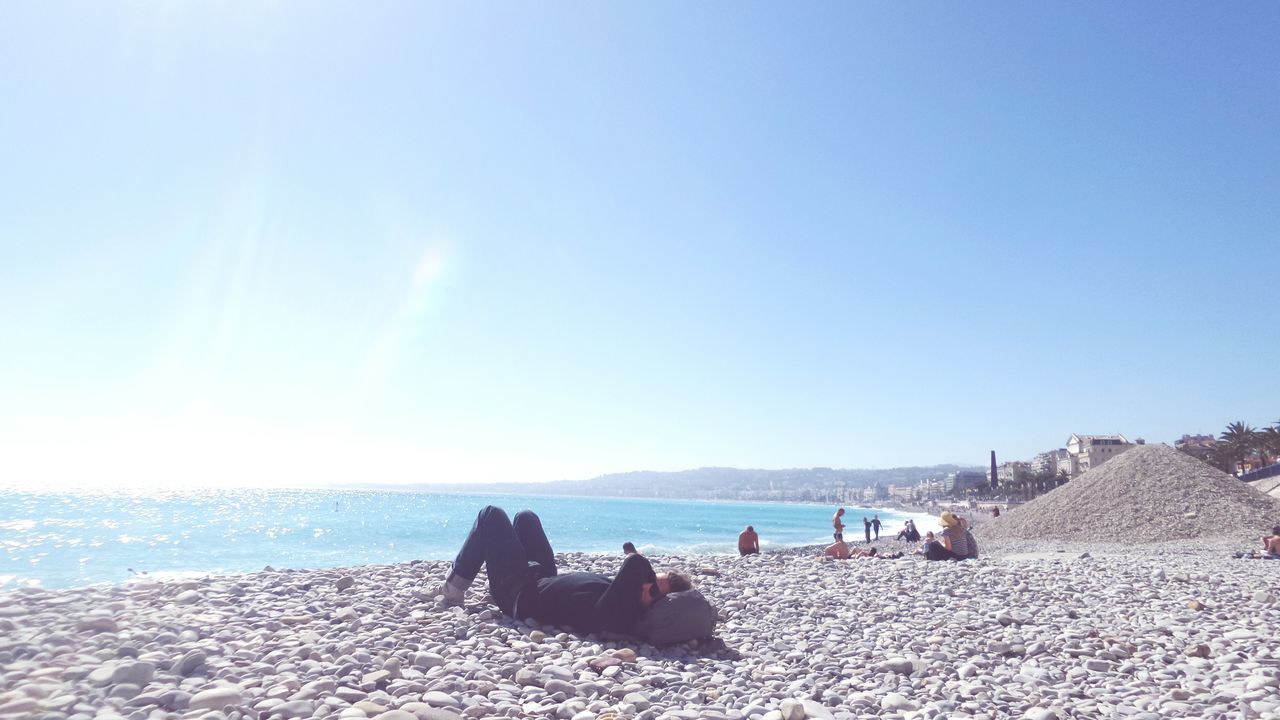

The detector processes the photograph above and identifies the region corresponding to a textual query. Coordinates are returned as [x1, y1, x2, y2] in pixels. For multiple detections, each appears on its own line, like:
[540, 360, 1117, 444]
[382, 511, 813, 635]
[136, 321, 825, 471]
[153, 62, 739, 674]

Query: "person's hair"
[665, 571, 692, 593]
[1272, 526, 1280, 537]
[868, 547, 878, 556]
[622, 542, 636, 554]
[745, 525, 754, 532]
[926, 531, 935, 539]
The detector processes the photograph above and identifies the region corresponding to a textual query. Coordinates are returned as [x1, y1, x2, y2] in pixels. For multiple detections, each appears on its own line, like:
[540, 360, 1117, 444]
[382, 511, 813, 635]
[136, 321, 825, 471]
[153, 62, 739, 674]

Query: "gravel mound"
[980, 443, 1280, 542]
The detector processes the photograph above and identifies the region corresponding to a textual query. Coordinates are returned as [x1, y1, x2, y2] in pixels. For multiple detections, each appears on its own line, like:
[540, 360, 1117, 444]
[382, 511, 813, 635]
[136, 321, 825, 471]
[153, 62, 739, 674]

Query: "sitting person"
[914, 531, 935, 555]
[824, 537, 852, 559]
[1264, 526, 1280, 559]
[738, 525, 760, 556]
[923, 511, 971, 561]
[895, 521, 912, 541]
[894, 519, 921, 543]
[435, 506, 691, 636]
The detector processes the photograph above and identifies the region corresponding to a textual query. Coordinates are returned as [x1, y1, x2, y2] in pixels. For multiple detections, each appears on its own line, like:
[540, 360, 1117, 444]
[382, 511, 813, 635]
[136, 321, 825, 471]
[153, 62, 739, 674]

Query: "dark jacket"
[517, 553, 657, 634]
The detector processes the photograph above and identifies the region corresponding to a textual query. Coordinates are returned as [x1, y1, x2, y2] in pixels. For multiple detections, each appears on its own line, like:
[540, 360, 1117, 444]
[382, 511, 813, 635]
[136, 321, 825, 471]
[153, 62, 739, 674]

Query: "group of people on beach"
[821, 507, 977, 561]
[829, 507, 885, 543]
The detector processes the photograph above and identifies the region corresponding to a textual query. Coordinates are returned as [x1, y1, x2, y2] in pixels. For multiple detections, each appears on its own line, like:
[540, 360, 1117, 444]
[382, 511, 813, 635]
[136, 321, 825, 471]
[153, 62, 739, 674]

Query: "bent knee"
[512, 509, 542, 526]
[479, 505, 511, 523]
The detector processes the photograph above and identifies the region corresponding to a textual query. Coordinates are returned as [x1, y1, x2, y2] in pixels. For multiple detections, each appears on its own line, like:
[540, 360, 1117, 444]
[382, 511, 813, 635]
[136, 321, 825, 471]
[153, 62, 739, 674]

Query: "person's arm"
[596, 553, 658, 631]
[941, 531, 953, 552]
[751, 534, 759, 552]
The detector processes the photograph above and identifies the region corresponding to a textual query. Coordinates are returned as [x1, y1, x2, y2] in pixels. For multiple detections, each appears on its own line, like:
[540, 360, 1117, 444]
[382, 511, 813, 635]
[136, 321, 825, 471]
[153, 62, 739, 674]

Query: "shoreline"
[2, 538, 1277, 720]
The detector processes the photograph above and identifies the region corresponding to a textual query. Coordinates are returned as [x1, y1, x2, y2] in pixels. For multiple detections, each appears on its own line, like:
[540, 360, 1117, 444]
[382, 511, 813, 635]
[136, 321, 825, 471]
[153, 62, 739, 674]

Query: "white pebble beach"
[3, 534, 1279, 720]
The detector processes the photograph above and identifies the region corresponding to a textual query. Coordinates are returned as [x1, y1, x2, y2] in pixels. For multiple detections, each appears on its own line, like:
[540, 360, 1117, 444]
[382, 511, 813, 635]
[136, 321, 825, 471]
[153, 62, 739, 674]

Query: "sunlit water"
[0, 489, 934, 589]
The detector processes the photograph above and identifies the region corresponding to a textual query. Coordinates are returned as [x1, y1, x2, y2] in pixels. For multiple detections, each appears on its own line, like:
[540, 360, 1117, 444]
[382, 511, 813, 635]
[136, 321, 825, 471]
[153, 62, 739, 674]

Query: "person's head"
[834, 531, 843, 541]
[1272, 525, 1280, 537]
[622, 542, 637, 555]
[874, 514, 879, 519]
[940, 511, 961, 530]
[745, 525, 754, 533]
[836, 507, 845, 516]
[655, 571, 692, 597]
[867, 547, 878, 556]
[925, 531, 935, 541]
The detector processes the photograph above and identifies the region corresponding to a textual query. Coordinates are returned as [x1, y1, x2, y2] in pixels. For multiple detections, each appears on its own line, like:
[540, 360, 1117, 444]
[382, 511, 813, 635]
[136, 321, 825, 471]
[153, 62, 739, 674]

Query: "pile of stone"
[980, 443, 1280, 542]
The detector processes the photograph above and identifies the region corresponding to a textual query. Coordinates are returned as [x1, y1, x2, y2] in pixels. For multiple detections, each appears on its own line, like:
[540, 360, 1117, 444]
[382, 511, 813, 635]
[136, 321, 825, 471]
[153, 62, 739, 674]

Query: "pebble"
[188, 687, 244, 712]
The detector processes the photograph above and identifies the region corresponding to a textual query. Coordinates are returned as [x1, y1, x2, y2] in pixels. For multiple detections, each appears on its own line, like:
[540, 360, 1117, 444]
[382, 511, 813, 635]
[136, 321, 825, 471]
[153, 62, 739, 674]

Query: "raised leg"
[513, 510, 556, 576]
[447, 505, 530, 612]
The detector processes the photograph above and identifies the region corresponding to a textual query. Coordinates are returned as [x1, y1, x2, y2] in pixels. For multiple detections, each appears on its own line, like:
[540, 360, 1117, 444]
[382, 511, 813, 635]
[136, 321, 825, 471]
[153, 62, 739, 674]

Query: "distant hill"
[361, 464, 979, 502]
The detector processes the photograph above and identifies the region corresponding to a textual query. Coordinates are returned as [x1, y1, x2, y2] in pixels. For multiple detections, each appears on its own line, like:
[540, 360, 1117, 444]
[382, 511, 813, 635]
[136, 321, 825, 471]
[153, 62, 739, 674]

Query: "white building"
[1064, 433, 1133, 476]
[997, 461, 1031, 486]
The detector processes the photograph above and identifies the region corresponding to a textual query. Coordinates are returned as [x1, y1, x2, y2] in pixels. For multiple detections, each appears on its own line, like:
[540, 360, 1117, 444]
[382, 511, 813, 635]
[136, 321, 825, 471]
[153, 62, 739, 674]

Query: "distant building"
[887, 484, 914, 502]
[949, 470, 988, 494]
[916, 477, 945, 500]
[997, 461, 1031, 486]
[1064, 433, 1133, 476]
[1032, 448, 1070, 476]
[1174, 434, 1217, 463]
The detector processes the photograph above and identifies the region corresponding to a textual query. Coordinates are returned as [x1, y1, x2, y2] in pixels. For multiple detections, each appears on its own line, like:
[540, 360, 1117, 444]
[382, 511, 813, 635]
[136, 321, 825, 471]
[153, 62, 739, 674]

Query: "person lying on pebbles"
[434, 505, 693, 636]
[822, 539, 902, 560]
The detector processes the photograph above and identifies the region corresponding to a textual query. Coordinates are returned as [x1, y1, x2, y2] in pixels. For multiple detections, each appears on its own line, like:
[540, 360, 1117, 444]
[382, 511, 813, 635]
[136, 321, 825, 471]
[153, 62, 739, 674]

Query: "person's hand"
[639, 582, 657, 608]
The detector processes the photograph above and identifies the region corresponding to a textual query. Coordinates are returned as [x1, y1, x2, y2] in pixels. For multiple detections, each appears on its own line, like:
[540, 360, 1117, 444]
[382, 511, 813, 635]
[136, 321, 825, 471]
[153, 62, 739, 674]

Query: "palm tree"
[1260, 422, 1280, 467]
[1219, 421, 1261, 476]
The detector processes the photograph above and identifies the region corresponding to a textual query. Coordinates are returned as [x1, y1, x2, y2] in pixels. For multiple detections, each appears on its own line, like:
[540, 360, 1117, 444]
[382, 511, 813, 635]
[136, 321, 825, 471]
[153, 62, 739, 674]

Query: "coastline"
[2, 537, 1277, 720]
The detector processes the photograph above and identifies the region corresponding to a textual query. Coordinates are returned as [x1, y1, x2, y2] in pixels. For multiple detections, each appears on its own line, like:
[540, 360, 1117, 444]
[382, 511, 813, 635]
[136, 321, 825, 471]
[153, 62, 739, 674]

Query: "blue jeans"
[448, 506, 557, 614]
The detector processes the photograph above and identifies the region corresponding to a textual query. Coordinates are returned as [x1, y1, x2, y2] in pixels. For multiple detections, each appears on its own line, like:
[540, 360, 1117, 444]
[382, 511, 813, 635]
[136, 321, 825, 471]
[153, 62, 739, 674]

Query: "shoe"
[427, 574, 467, 606]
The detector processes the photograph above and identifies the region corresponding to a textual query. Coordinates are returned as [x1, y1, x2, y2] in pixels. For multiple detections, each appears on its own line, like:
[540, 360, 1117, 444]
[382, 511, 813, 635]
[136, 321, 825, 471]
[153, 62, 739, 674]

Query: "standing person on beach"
[872, 514, 882, 540]
[863, 517, 872, 543]
[434, 506, 691, 635]
[832, 508, 845, 541]
[737, 526, 760, 556]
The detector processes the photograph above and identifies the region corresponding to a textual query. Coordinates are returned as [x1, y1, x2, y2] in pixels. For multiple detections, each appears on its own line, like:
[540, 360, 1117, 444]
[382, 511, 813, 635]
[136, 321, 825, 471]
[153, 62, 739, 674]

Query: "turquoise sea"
[0, 489, 935, 590]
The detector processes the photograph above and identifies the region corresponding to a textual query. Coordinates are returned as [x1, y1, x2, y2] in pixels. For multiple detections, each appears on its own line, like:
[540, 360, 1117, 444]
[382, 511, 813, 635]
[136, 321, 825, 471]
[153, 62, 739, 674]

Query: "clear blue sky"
[2, 2, 1277, 488]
